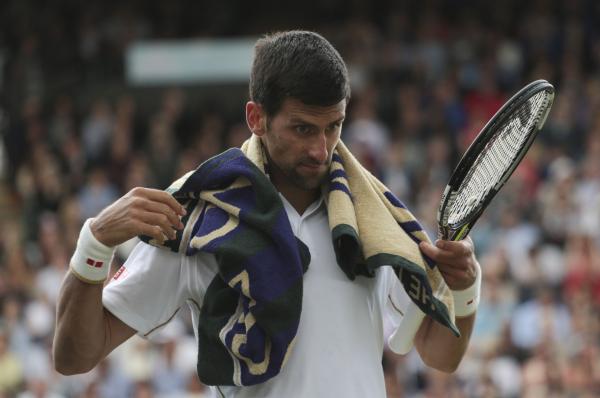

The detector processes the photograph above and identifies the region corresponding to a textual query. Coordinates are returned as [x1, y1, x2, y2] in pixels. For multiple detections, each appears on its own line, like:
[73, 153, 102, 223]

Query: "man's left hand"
[418, 237, 479, 290]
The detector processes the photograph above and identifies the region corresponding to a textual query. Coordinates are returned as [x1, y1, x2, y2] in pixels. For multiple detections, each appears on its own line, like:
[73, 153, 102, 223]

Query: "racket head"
[438, 79, 555, 241]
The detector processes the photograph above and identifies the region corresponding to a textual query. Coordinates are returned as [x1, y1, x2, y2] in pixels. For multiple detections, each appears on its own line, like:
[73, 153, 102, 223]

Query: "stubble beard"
[288, 165, 329, 190]
[269, 156, 331, 191]
[262, 139, 332, 191]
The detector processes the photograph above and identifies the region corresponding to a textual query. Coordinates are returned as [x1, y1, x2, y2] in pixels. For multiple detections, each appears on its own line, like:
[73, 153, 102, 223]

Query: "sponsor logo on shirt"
[113, 266, 127, 280]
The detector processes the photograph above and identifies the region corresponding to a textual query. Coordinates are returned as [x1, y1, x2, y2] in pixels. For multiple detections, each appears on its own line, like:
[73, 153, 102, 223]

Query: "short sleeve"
[102, 242, 190, 338]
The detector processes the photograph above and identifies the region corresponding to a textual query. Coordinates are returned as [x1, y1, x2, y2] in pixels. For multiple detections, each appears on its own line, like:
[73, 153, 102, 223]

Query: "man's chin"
[290, 173, 327, 191]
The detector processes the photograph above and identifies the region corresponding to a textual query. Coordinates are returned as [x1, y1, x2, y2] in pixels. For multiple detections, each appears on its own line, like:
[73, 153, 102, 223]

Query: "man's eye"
[295, 125, 311, 135]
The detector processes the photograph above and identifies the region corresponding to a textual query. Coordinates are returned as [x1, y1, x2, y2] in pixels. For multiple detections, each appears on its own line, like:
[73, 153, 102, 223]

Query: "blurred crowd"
[1, 0, 600, 397]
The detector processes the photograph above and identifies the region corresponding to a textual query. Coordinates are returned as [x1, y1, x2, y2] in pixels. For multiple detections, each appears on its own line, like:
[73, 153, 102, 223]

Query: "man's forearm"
[414, 313, 476, 373]
[53, 272, 108, 375]
[413, 239, 480, 372]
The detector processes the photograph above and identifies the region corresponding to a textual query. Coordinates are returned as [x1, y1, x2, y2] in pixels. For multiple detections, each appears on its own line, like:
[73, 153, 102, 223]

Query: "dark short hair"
[249, 30, 351, 117]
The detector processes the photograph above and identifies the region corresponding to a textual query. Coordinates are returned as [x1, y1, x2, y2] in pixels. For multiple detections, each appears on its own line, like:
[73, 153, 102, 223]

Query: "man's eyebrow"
[288, 117, 315, 125]
[288, 116, 345, 125]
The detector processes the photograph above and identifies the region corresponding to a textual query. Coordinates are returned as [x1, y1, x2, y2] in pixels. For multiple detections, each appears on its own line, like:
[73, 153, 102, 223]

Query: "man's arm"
[53, 275, 136, 374]
[414, 312, 475, 373]
[413, 237, 480, 373]
[53, 187, 186, 375]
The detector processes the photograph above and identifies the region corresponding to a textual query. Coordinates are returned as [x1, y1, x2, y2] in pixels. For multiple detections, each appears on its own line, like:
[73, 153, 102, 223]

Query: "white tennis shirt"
[103, 195, 410, 398]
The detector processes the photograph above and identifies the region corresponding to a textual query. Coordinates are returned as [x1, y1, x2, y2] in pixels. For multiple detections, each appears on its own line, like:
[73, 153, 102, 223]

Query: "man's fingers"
[435, 239, 472, 256]
[418, 241, 456, 263]
[440, 237, 474, 255]
[138, 211, 178, 240]
[420, 241, 473, 264]
[419, 241, 474, 278]
[91, 188, 186, 247]
[142, 201, 184, 230]
[135, 221, 168, 244]
[137, 188, 186, 216]
[420, 237, 479, 290]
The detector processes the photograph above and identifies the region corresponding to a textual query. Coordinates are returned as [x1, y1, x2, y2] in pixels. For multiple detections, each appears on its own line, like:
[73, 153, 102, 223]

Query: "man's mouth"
[299, 163, 324, 171]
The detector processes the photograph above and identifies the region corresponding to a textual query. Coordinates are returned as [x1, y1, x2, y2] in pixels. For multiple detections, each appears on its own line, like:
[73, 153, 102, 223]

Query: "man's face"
[257, 98, 346, 191]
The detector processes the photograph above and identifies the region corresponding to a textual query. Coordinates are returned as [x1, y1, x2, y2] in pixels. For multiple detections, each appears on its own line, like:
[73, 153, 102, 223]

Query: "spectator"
[0, 328, 23, 395]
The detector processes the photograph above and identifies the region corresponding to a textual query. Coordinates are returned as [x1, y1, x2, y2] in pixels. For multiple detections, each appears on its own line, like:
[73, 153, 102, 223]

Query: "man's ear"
[245, 101, 267, 136]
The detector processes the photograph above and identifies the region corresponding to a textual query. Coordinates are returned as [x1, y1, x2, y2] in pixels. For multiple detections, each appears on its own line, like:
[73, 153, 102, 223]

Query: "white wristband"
[451, 261, 481, 317]
[70, 219, 115, 284]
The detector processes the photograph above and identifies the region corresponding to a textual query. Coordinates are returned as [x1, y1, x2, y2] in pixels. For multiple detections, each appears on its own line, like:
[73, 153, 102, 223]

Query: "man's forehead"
[280, 98, 346, 121]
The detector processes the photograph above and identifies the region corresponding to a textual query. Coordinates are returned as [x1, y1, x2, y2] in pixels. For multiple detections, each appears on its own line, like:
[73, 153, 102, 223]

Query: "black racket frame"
[438, 79, 555, 241]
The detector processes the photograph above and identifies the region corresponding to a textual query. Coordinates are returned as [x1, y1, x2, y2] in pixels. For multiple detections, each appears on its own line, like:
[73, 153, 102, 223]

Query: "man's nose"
[307, 133, 328, 164]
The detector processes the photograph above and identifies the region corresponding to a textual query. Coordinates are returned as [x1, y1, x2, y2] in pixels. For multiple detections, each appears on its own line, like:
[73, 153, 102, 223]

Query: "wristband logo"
[86, 258, 104, 268]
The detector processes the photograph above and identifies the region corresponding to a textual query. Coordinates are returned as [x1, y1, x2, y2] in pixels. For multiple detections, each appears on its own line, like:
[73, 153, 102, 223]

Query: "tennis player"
[53, 30, 481, 397]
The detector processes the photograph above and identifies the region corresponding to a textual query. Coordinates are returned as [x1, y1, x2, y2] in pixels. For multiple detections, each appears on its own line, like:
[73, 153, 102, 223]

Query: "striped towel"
[142, 134, 457, 387]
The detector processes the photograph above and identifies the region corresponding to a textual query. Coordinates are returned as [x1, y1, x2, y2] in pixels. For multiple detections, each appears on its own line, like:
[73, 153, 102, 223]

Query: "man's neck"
[278, 184, 320, 215]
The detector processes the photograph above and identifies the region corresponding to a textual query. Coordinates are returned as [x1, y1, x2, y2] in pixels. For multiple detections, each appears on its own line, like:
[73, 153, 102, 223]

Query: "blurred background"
[0, 0, 599, 396]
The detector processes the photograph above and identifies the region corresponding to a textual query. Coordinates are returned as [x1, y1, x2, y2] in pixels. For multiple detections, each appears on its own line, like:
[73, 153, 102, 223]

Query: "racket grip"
[387, 301, 426, 354]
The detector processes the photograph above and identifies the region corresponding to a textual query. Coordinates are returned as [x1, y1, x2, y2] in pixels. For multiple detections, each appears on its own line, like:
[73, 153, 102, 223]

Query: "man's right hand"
[90, 187, 187, 247]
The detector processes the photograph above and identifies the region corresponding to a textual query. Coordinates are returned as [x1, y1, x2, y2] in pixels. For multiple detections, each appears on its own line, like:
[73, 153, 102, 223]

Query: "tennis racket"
[388, 79, 555, 354]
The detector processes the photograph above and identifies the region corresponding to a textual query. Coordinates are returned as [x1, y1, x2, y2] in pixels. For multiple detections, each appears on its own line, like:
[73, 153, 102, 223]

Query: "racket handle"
[387, 301, 426, 354]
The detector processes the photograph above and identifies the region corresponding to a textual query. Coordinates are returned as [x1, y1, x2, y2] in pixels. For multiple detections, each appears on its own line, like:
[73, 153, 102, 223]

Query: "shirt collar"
[278, 191, 326, 219]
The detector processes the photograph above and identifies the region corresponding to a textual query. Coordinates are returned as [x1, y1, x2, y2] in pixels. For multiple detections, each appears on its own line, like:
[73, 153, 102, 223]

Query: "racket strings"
[448, 90, 552, 225]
